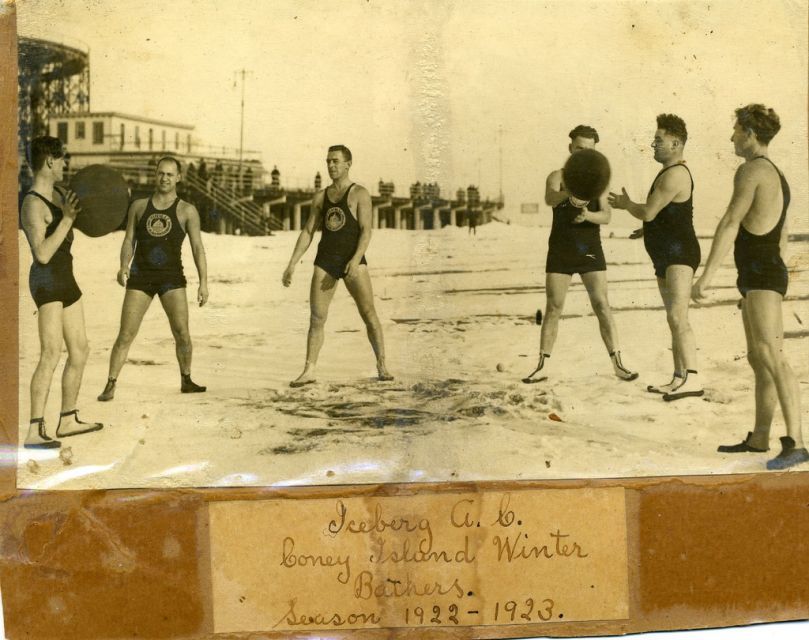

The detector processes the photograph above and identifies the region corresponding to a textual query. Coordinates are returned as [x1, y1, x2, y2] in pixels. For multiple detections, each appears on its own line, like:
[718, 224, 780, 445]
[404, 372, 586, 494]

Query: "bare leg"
[100, 289, 154, 400]
[26, 302, 64, 446]
[159, 287, 205, 392]
[539, 272, 572, 356]
[662, 265, 698, 372]
[656, 276, 683, 373]
[59, 299, 89, 412]
[55, 302, 104, 437]
[745, 291, 803, 448]
[582, 270, 637, 380]
[523, 273, 571, 382]
[739, 297, 777, 450]
[581, 270, 618, 353]
[159, 288, 192, 375]
[292, 266, 338, 385]
[344, 264, 392, 379]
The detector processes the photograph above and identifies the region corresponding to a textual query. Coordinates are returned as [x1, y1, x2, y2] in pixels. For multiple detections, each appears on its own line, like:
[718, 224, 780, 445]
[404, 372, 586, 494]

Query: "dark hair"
[156, 156, 182, 172]
[656, 114, 687, 144]
[735, 104, 781, 144]
[328, 145, 352, 162]
[28, 136, 64, 172]
[568, 125, 599, 144]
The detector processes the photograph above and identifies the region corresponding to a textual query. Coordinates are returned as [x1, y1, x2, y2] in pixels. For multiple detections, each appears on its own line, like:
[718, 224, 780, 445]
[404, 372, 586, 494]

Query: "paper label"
[209, 488, 629, 633]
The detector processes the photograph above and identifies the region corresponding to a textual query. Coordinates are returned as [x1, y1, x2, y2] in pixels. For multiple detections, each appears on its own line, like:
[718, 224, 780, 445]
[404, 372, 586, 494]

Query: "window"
[187, 134, 192, 153]
[161, 130, 166, 150]
[120, 123, 125, 149]
[92, 121, 104, 145]
[135, 126, 140, 149]
[148, 128, 154, 151]
[57, 122, 68, 143]
[75, 121, 85, 140]
[174, 132, 179, 150]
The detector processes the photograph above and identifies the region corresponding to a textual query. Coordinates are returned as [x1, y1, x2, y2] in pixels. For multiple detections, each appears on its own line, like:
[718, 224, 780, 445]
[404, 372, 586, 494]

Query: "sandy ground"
[17, 222, 809, 489]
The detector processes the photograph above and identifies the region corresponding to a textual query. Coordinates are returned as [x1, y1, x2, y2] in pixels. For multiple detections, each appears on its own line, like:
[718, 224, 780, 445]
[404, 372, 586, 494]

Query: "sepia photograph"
[12, 0, 809, 490]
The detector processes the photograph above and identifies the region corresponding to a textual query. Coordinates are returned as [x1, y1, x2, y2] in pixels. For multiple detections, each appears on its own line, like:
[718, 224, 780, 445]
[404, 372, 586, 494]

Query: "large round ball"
[69, 165, 129, 237]
[562, 149, 611, 202]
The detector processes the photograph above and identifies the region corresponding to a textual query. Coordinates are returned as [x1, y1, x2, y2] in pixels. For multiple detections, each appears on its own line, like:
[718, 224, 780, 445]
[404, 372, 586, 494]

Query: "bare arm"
[21, 191, 79, 264]
[576, 192, 612, 225]
[779, 215, 789, 261]
[182, 202, 209, 306]
[692, 163, 758, 299]
[117, 199, 143, 285]
[351, 187, 373, 259]
[544, 170, 568, 207]
[609, 167, 689, 222]
[282, 192, 323, 286]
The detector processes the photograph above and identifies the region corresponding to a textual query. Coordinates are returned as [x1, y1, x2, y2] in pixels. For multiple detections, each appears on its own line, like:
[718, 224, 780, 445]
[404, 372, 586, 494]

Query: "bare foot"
[290, 366, 317, 388]
[377, 362, 394, 382]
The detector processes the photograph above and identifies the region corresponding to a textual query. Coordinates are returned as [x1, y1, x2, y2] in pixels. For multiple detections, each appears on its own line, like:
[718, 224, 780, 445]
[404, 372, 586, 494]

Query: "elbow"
[32, 248, 51, 265]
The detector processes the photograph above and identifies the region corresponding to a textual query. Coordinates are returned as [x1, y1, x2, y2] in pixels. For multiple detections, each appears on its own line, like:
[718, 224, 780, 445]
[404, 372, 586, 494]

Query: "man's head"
[28, 136, 66, 180]
[652, 114, 687, 163]
[732, 104, 780, 157]
[155, 156, 182, 193]
[326, 145, 352, 180]
[568, 125, 599, 154]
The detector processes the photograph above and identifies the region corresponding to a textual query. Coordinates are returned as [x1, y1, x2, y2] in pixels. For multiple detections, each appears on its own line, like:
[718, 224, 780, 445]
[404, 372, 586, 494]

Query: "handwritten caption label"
[209, 488, 628, 633]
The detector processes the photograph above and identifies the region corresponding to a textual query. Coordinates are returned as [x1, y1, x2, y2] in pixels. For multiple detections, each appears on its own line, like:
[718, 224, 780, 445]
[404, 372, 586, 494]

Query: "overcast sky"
[16, 0, 808, 229]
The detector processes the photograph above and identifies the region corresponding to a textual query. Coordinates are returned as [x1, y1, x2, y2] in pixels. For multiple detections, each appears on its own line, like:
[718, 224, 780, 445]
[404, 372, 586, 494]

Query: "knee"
[358, 305, 380, 326]
[545, 300, 565, 317]
[115, 328, 138, 347]
[39, 345, 62, 370]
[172, 326, 192, 347]
[310, 310, 328, 329]
[68, 338, 89, 363]
[666, 308, 689, 333]
[590, 297, 610, 317]
[752, 343, 783, 374]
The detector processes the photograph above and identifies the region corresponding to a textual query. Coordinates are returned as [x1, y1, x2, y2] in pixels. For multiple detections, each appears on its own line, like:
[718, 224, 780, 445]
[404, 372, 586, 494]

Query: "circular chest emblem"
[146, 213, 172, 238]
[325, 207, 346, 232]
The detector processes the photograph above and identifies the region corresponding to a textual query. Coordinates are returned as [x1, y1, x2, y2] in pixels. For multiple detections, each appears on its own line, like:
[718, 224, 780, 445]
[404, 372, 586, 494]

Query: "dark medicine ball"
[562, 148, 611, 202]
[69, 165, 129, 237]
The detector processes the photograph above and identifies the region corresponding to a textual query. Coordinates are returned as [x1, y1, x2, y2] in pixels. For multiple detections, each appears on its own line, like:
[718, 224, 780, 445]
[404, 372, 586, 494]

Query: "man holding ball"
[20, 136, 103, 448]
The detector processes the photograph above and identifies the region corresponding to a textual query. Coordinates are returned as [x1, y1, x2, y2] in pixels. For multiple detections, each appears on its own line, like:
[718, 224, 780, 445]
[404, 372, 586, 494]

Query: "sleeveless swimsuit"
[545, 197, 606, 275]
[314, 183, 367, 279]
[643, 163, 701, 278]
[734, 157, 789, 297]
[127, 197, 187, 297]
[26, 188, 82, 308]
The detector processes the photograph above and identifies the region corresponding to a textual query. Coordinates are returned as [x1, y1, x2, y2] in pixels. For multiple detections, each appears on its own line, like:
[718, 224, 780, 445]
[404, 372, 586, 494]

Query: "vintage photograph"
[13, 0, 808, 489]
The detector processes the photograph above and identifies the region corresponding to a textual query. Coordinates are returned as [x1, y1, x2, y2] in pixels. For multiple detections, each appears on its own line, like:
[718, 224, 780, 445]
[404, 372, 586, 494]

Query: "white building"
[48, 111, 194, 165]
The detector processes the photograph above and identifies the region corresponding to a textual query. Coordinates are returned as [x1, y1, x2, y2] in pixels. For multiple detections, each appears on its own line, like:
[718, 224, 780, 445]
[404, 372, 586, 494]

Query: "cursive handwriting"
[273, 598, 380, 629]
[370, 534, 476, 565]
[328, 500, 433, 548]
[280, 537, 352, 584]
[353, 571, 465, 600]
[492, 529, 588, 562]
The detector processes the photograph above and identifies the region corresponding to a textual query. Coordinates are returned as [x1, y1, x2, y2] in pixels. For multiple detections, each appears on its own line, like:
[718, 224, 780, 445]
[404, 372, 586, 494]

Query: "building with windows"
[49, 111, 194, 164]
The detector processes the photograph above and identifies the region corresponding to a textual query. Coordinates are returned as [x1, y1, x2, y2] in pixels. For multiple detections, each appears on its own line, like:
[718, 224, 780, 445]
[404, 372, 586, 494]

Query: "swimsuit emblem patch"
[325, 207, 346, 232]
[146, 213, 172, 238]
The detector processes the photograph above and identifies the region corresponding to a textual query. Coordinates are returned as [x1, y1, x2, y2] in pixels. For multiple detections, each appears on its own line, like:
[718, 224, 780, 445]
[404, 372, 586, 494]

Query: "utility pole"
[234, 68, 252, 179]
[498, 125, 503, 204]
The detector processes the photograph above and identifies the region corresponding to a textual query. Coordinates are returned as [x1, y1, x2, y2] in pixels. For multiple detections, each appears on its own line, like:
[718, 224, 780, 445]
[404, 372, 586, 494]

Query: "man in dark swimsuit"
[525, 125, 637, 384]
[609, 114, 703, 401]
[20, 136, 103, 449]
[693, 104, 807, 470]
[98, 157, 208, 400]
[282, 145, 392, 387]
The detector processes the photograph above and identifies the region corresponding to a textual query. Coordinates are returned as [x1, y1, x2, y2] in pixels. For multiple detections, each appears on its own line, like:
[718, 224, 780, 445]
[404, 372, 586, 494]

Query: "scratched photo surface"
[13, 0, 808, 489]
